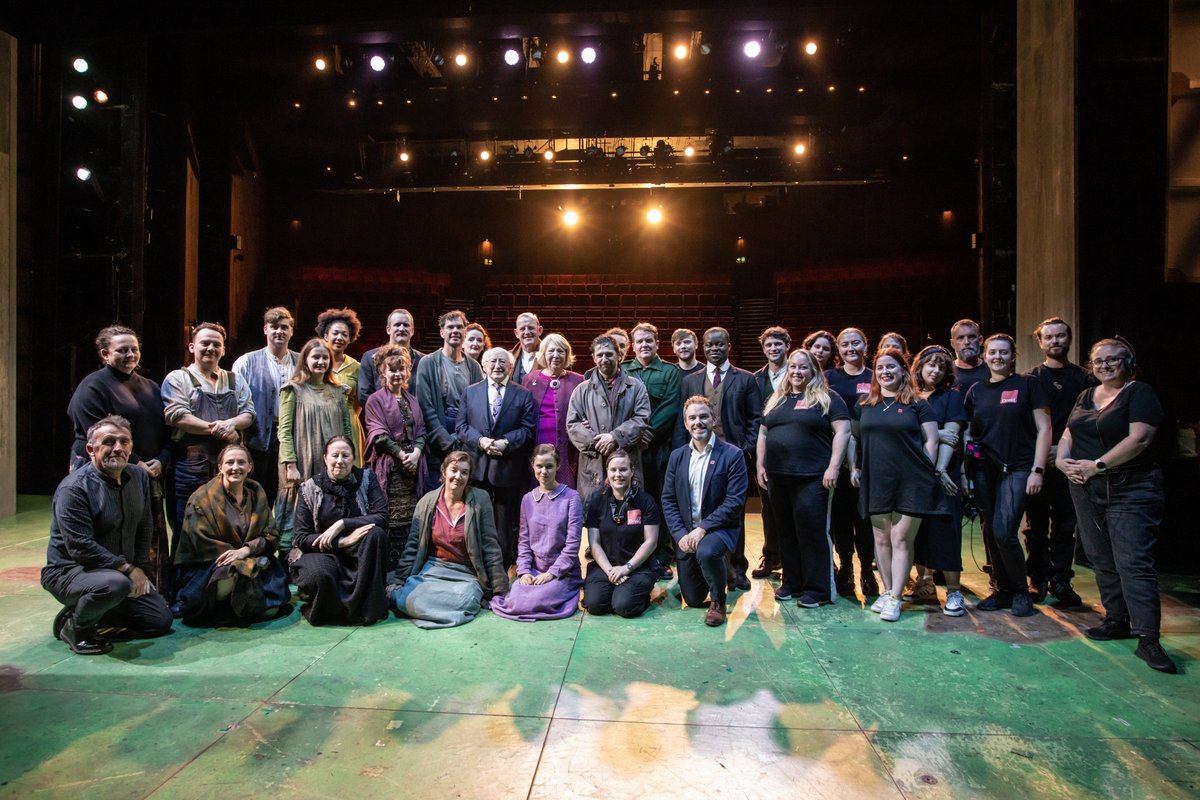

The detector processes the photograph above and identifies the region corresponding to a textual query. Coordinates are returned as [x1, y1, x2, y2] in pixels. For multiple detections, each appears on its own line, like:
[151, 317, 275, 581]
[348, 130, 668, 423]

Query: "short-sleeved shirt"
[953, 363, 990, 399]
[923, 387, 968, 472]
[853, 397, 949, 517]
[824, 367, 872, 411]
[762, 393, 850, 476]
[1027, 363, 1093, 442]
[583, 488, 660, 565]
[965, 374, 1048, 471]
[1066, 381, 1163, 470]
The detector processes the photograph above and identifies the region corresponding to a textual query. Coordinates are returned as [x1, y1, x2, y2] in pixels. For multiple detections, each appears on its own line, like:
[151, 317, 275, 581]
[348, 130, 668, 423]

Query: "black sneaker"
[796, 593, 825, 608]
[1085, 618, 1135, 641]
[774, 586, 794, 602]
[1029, 577, 1047, 603]
[1011, 591, 1035, 617]
[860, 573, 879, 598]
[1135, 638, 1178, 674]
[1050, 581, 1083, 608]
[975, 591, 1013, 612]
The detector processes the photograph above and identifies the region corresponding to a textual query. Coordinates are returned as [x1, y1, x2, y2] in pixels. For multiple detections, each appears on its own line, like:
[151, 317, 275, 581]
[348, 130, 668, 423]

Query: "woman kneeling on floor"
[390, 451, 511, 628]
[173, 444, 290, 626]
[289, 436, 390, 626]
[490, 445, 584, 621]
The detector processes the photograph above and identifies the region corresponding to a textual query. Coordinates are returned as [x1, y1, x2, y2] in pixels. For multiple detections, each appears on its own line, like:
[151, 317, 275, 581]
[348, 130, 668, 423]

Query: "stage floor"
[2, 496, 1198, 798]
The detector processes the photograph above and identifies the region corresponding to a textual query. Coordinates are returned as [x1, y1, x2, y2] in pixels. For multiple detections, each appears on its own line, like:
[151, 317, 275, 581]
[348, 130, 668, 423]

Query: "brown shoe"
[750, 560, 780, 579]
[704, 601, 727, 627]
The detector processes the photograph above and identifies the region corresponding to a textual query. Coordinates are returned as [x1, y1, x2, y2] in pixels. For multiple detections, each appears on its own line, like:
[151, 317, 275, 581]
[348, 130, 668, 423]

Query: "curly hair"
[315, 307, 362, 342]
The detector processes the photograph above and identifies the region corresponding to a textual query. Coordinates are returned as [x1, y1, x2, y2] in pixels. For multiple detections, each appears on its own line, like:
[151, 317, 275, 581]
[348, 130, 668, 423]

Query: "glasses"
[1092, 357, 1125, 368]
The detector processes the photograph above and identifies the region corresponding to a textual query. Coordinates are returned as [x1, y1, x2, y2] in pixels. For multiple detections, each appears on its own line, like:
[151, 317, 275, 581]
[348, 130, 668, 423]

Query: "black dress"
[290, 468, 390, 625]
[854, 398, 952, 518]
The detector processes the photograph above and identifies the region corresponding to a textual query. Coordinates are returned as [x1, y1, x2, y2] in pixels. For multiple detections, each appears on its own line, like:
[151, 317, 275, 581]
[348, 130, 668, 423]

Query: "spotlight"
[75, 166, 91, 181]
[399, 151, 410, 163]
[504, 48, 520, 66]
[347, 98, 357, 107]
[743, 41, 761, 58]
[805, 41, 818, 56]
[563, 210, 579, 226]
[581, 47, 596, 64]
[314, 57, 328, 71]
[93, 90, 109, 104]
[647, 208, 663, 224]
[480, 149, 491, 161]
[369, 55, 386, 72]
[524, 146, 535, 158]
[615, 145, 626, 157]
[793, 143, 807, 156]
[543, 149, 555, 161]
[70, 95, 87, 110]
[455, 53, 468, 67]
[556, 50, 569, 64]
[827, 85, 835, 92]
[699, 43, 712, 55]
[674, 44, 688, 60]
[858, 86, 865, 93]
[640, 145, 651, 157]
[72, 57, 89, 73]
[684, 146, 695, 157]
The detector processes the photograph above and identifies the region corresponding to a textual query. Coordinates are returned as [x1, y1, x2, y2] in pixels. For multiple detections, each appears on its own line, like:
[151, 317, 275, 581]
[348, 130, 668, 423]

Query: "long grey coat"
[565, 369, 651, 504]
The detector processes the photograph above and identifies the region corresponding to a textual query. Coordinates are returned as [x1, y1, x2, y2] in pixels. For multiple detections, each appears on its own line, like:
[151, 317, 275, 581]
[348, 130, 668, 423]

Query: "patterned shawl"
[176, 476, 278, 565]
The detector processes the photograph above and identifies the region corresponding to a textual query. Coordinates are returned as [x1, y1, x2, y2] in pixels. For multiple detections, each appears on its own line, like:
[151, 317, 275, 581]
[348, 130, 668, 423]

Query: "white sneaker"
[943, 590, 966, 617]
[880, 594, 902, 622]
[870, 591, 891, 614]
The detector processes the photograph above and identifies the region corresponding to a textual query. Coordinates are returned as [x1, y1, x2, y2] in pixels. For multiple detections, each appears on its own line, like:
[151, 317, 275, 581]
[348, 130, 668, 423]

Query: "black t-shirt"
[923, 388, 968, 473]
[679, 363, 704, 377]
[965, 374, 1048, 471]
[762, 393, 850, 476]
[825, 367, 872, 412]
[583, 487, 661, 565]
[853, 397, 938, 453]
[1066, 381, 1163, 470]
[953, 363, 990, 399]
[1027, 363, 1093, 442]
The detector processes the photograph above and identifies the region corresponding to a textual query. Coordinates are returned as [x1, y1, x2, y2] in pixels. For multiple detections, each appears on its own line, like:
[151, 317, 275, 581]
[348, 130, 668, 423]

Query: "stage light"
[347, 98, 357, 107]
[674, 44, 688, 60]
[684, 146, 695, 157]
[325, 165, 332, 172]
[524, 146, 535, 158]
[556, 50, 569, 64]
[615, 145, 626, 156]
[828, 85, 836, 92]
[75, 166, 91, 181]
[858, 86, 865, 93]
[743, 41, 761, 59]
[504, 48, 520, 66]
[581, 47, 596, 64]
[399, 151, 410, 162]
[455, 53, 468, 67]
[543, 149, 555, 161]
[793, 143, 807, 156]
[376, 99, 384, 106]
[699, 43, 712, 55]
[640, 145, 651, 157]
[480, 149, 491, 161]
[293, 102, 301, 108]
[611, 91, 618, 98]
[72, 57, 89, 73]
[94, 90, 109, 104]
[563, 210, 579, 226]
[369, 55, 386, 72]
[314, 57, 328, 71]
[70, 95, 87, 110]
[902, 155, 909, 161]
[647, 208, 663, 224]
[805, 41, 818, 56]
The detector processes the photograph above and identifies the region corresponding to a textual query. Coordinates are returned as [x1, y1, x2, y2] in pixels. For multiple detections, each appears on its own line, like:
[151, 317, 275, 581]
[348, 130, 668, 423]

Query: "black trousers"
[250, 437, 281, 507]
[1023, 466, 1077, 585]
[482, 482, 524, 569]
[582, 563, 658, 618]
[759, 484, 780, 567]
[769, 474, 833, 601]
[831, 469, 873, 577]
[42, 565, 173, 635]
[677, 528, 738, 607]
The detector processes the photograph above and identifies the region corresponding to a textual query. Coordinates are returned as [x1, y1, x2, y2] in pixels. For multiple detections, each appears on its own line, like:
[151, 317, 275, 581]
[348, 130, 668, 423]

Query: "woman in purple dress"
[522, 333, 585, 488]
[491, 445, 584, 621]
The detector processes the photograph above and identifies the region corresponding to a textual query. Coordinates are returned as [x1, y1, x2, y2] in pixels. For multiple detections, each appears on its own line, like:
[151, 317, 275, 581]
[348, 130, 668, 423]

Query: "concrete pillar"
[1016, 0, 1078, 371]
[0, 33, 15, 517]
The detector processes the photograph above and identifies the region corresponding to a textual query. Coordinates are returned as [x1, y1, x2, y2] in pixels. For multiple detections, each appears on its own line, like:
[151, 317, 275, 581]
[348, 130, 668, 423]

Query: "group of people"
[44, 305, 1177, 674]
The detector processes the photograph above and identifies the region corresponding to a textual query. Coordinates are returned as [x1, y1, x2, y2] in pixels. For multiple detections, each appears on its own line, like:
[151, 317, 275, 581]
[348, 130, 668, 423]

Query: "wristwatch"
[1095, 460, 1108, 473]
[1033, 466, 1045, 475]
[624, 562, 636, 572]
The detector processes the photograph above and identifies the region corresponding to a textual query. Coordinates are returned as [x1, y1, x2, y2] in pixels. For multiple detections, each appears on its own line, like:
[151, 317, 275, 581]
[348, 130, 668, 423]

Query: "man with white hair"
[510, 312, 544, 385]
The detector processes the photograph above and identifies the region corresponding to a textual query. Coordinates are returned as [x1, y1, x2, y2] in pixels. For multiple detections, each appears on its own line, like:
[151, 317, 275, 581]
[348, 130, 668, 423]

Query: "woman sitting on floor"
[390, 451, 511, 628]
[491, 445, 584, 621]
[289, 436, 390, 626]
[173, 444, 290, 626]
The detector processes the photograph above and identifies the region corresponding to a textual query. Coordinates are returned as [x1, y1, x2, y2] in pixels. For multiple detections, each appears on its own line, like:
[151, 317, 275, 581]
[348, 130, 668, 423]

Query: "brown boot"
[704, 601, 727, 627]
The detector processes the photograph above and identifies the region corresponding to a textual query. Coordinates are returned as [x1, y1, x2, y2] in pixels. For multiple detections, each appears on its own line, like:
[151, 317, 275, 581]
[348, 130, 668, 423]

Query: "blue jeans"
[1069, 468, 1163, 637]
[973, 464, 1030, 593]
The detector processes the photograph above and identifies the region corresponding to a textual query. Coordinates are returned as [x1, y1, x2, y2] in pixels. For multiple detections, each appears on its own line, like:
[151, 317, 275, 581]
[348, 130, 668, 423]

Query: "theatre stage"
[1, 496, 1198, 799]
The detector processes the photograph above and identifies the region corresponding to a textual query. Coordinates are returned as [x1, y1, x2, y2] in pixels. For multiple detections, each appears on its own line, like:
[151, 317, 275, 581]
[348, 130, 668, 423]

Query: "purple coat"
[522, 369, 585, 488]
[365, 388, 428, 498]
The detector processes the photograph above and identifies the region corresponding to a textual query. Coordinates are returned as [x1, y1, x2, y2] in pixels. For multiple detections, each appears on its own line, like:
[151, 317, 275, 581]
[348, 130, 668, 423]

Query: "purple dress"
[523, 370, 585, 488]
[490, 485, 583, 621]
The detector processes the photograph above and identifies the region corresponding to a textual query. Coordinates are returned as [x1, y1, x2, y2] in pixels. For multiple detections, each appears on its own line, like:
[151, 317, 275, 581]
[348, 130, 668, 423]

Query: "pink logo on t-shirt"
[626, 509, 641, 524]
[1001, 390, 1019, 404]
[856, 382, 871, 394]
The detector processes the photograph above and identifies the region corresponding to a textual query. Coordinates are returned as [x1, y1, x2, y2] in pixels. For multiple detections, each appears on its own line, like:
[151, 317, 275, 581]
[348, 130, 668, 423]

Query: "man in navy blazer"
[663, 396, 749, 626]
[456, 348, 537, 568]
[674, 327, 762, 590]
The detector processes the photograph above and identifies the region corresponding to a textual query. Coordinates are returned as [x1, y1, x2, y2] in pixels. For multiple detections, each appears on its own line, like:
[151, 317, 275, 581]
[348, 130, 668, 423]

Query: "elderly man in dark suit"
[676, 326, 763, 591]
[663, 396, 750, 626]
[456, 347, 537, 567]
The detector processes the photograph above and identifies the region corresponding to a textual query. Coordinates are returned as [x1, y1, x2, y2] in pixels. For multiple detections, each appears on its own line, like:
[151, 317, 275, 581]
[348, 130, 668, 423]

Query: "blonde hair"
[763, 349, 832, 416]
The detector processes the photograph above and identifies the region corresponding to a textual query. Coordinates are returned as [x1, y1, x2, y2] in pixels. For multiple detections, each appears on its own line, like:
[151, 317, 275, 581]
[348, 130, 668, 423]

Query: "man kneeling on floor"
[662, 396, 749, 626]
[42, 415, 173, 654]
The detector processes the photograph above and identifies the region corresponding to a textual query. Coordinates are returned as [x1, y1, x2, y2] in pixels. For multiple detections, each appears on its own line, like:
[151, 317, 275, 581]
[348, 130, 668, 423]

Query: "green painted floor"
[2, 495, 1199, 798]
